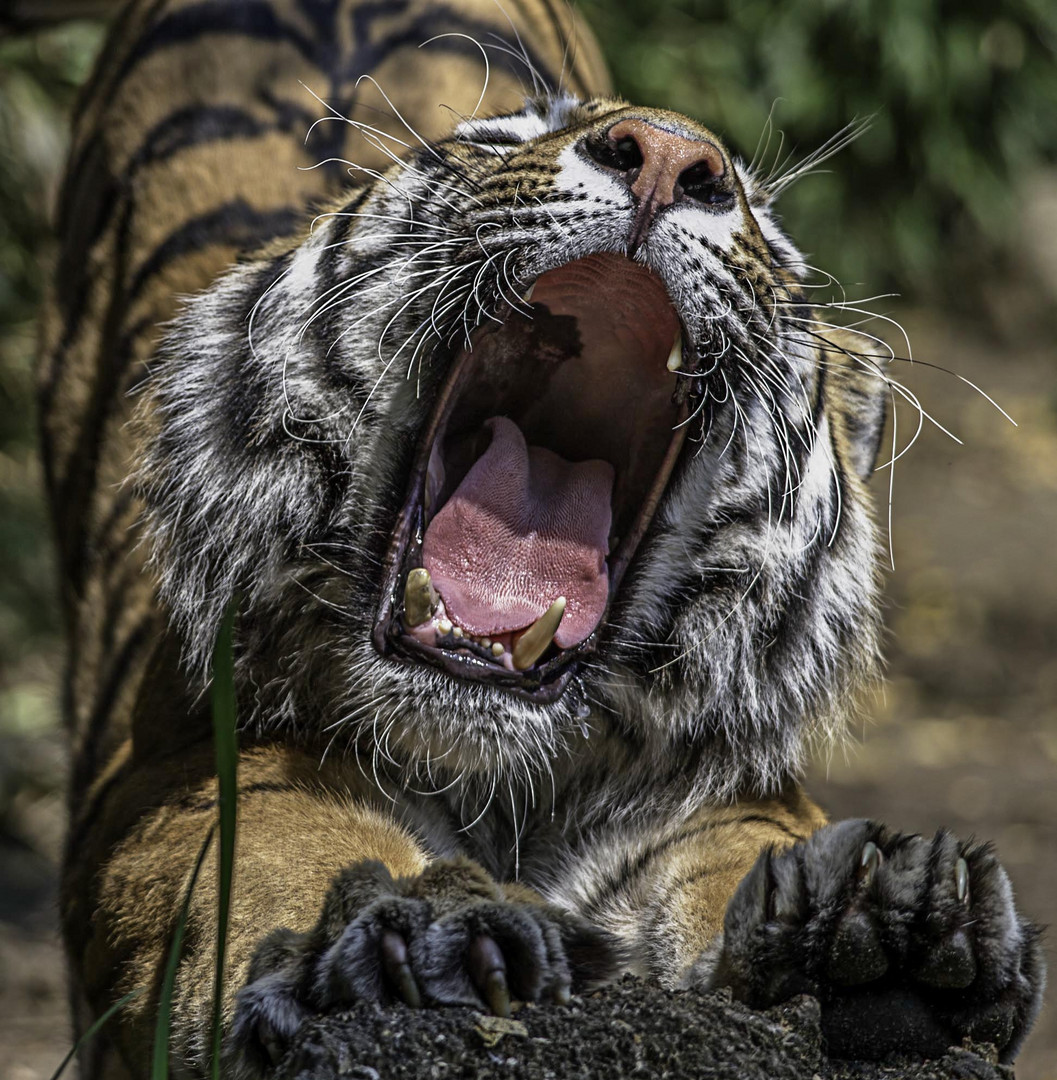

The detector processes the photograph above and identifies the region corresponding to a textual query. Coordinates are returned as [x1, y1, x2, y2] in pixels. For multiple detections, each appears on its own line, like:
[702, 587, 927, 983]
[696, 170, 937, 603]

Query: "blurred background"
[1, 1, 1055, 1077]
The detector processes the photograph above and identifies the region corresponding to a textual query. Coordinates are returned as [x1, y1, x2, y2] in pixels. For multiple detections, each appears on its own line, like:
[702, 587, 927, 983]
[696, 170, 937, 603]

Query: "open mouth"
[373, 252, 693, 701]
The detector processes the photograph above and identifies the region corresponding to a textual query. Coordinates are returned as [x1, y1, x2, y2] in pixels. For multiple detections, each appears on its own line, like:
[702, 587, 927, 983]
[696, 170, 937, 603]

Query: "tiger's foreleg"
[571, 789, 827, 987]
[91, 746, 617, 1077]
[592, 793, 1041, 1062]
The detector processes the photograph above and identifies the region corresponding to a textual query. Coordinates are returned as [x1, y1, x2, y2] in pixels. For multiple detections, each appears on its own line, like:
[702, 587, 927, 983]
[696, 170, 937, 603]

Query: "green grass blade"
[210, 603, 239, 1078]
[151, 825, 213, 1080]
[47, 988, 142, 1080]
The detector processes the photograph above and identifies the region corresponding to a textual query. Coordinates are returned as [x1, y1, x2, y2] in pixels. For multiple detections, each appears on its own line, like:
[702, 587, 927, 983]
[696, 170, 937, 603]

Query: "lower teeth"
[403, 577, 516, 669]
[402, 569, 565, 672]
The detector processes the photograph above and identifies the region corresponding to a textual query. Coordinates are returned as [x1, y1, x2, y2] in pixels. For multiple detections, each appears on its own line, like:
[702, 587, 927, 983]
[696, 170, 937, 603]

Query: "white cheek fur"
[664, 201, 744, 250]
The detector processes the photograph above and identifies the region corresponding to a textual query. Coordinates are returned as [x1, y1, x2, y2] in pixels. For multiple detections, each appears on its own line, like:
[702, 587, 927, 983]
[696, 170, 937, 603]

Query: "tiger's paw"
[225, 856, 619, 1076]
[694, 819, 1045, 1063]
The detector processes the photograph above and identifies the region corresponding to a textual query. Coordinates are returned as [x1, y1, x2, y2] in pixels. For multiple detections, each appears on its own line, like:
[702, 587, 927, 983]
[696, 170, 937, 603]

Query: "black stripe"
[91, 486, 140, 572]
[134, 102, 314, 170]
[299, 206, 361, 371]
[346, 3, 558, 100]
[126, 200, 304, 308]
[812, 347, 827, 427]
[735, 814, 806, 843]
[181, 779, 308, 815]
[657, 861, 740, 908]
[70, 616, 155, 800]
[581, 813, 800, 918]
[55, 134, 116, 324]
[114, 315, 159, 398]
[109, 2, 318, 99]
[66, 755, 131, 860]
[98, 559, 143, 668]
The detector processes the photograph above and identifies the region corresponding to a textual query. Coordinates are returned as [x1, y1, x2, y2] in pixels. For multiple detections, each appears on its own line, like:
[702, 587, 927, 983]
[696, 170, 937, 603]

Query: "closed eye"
[456, 113, 549, 149]
[462, 134, 525, 153]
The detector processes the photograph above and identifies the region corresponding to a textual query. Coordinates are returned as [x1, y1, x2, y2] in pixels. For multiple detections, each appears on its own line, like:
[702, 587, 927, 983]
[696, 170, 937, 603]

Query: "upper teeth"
[666, 332, 683, 372]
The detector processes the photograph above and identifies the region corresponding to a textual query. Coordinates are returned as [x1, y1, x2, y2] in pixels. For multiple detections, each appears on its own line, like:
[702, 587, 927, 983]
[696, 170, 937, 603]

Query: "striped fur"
[45, 1, 1036, 1077]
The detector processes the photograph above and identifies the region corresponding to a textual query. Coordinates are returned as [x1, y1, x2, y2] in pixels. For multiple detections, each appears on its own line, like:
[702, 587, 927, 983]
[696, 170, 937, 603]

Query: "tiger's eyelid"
[461, 133, 525, 147]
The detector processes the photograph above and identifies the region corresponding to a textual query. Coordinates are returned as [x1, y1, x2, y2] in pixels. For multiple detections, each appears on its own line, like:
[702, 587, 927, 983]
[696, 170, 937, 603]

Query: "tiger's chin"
[373, 252, 700, 705]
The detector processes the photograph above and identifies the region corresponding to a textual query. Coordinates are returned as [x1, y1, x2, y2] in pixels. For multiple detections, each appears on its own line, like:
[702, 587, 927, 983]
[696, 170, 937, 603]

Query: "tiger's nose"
[604, 118, 726, 208]
[584, 118, 729, 249]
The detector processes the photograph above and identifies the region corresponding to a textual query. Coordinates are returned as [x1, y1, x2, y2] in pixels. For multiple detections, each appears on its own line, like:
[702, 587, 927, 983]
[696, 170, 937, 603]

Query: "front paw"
[225, 857, 618, 1075]
[699, 820, 1045, 1063]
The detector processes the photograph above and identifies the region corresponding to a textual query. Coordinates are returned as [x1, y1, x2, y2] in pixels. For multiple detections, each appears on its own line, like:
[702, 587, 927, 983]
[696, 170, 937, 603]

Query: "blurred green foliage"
[0, 22, 103, 728]
[581, 0, 1057, 297]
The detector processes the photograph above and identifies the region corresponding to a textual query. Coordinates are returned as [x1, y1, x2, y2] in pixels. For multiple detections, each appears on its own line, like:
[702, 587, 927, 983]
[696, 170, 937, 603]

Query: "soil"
[276, 980, 1011, 1080]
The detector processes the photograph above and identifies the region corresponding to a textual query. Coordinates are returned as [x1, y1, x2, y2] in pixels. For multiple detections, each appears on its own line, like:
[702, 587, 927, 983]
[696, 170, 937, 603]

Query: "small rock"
[473, 1013, 530, 1047]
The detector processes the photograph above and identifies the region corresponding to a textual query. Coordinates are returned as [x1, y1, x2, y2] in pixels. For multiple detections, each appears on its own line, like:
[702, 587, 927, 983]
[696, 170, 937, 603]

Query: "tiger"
[39, 0, 1045, 1076]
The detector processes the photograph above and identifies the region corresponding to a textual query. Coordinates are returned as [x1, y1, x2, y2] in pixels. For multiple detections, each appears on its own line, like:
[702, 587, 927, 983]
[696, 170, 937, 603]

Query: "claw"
[858, 841, 882, 888]
[955, 856, 969, 905]
[484, 968, 511, 1018]
[553, 980, 572, 1006]
[468, 935, 510, 1017]
[380, 929, 422, 1008]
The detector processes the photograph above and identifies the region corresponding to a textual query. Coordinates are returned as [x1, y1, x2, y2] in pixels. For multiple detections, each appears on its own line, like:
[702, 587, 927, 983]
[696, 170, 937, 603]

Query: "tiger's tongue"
[423, 416, 613, 649]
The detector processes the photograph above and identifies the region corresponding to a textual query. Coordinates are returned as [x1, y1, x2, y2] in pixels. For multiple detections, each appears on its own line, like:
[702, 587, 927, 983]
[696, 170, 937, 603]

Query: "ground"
[274, 981, 1013, 1080]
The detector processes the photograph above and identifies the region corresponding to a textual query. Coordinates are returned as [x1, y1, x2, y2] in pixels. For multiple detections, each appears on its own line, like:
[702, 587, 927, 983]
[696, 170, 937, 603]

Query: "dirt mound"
[276, 978, 1010, 1080]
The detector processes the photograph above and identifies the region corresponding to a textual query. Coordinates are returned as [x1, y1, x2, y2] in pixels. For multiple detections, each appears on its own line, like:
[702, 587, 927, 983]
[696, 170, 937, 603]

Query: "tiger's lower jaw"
[372, 252, 699, 703]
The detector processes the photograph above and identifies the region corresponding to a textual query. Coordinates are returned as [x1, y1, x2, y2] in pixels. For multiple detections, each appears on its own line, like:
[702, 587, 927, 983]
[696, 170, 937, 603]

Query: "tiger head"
[143, 95, 887, 799]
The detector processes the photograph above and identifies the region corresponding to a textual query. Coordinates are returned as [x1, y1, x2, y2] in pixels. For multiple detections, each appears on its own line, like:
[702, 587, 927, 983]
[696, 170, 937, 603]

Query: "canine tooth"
[666, 332, 683, 372]
[403, 568, 437, 627]
[512, 598, 566, 671]
[491, 642, 504, 657]
[438, 618, 453, 635]
[521, 282, 536, 306]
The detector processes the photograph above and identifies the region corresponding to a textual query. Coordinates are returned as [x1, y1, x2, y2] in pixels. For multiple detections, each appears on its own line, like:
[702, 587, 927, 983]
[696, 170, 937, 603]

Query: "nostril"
[585, 131, 644, 175]
[678, 160, 734, 206]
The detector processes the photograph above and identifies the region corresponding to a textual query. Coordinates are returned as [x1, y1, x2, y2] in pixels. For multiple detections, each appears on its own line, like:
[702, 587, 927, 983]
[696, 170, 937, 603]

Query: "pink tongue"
[422, 416, 613, 649]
